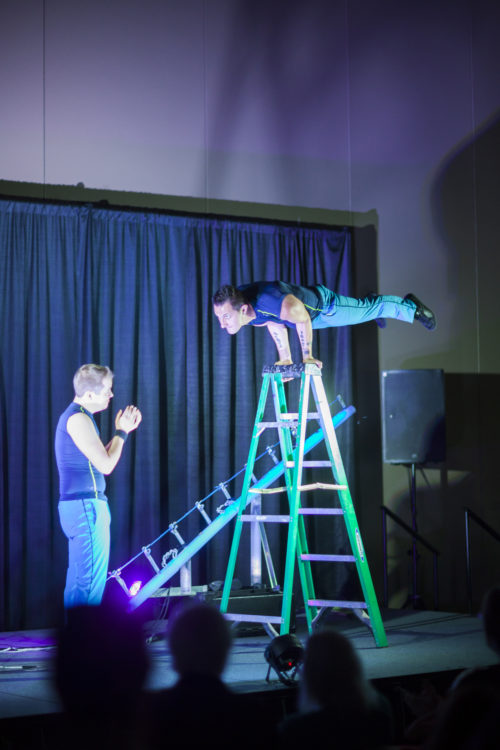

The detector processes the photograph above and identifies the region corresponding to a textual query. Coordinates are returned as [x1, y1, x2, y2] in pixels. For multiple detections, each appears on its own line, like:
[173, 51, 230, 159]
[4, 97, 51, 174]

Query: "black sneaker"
[404, 293, 436, 330]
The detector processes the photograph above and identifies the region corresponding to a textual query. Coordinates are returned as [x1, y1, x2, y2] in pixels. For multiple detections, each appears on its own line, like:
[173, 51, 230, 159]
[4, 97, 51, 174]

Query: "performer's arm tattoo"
[298, 327, 312, 358]
[267, 323, 292, 362]
[279, 294, 316, 363]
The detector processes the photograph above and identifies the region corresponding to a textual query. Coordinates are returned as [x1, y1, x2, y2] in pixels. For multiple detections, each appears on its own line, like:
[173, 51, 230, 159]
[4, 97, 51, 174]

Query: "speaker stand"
[402, 463, 425, 610]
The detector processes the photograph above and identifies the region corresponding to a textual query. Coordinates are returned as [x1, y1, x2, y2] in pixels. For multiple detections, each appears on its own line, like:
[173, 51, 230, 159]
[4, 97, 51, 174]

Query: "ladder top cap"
[262, 363, 322, 377]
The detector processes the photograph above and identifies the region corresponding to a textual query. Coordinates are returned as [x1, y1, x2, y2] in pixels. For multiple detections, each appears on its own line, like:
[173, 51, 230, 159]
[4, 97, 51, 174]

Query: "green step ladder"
[220, 363, 388, 648]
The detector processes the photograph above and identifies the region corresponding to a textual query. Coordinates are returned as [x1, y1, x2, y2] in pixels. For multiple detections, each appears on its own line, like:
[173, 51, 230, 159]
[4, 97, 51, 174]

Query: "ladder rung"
[257, 421, 297, 429]
[298, 483, 347, 491]
[308, 599, 367, 609]
[248, 486, 288, 494]
[240, 514, 290, 523]
[248, 484, 347, 495]
[298, 508, 344, 516]
[285, 461, 332, 468]
[278, 412, 320, 420]
[151, 585, 208, 597]
[223, 613, 283, 624]
[301, 554, 356, 563]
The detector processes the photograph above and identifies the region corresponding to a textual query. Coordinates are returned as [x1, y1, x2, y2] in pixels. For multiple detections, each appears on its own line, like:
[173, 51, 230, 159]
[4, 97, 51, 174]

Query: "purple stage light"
[129, 580, 142, 597]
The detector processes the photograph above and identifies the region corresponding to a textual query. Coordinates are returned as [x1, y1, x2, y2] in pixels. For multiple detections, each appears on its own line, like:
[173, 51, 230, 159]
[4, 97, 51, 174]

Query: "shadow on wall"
[446, 374, 500, 614]
[385, 373, 500, 613]
[386, 470, 475, 613]
[349, 225, 386, 588]
[387, 107, 500, 612]
[204, 1, 349, 205]
[430, 108, 500, 371]
[431, 107, 500, 253]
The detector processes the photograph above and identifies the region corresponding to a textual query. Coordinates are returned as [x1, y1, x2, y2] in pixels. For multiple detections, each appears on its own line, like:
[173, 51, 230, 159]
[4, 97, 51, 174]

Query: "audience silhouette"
[146, 600, 272, 749]
[54, 602, 149, 750]
[49, 591, 500, 750]
[451, 586, 500, 694]
[402, 587, 500, 748]
[423, 587, 500, 748]
[277, 628, 393, 749]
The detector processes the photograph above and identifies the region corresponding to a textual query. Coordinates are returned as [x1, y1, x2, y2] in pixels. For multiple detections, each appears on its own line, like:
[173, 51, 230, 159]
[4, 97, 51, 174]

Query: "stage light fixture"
[264, 633, 304, 686]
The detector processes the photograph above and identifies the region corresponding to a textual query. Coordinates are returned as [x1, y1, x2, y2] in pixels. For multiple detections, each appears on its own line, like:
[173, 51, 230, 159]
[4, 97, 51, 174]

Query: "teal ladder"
[220, 363, 387, 648]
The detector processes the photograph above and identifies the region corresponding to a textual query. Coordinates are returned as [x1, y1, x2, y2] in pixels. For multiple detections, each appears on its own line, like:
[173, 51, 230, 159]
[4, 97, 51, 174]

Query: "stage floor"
[0, 608, 496, 721]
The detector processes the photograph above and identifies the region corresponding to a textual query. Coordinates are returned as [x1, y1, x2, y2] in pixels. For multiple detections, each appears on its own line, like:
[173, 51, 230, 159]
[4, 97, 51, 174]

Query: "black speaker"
[381, 369, 446, 464]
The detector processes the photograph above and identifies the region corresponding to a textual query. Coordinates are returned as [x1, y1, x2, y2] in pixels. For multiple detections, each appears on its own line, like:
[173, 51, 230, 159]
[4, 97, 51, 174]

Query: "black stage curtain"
[0, 199, 354, 629]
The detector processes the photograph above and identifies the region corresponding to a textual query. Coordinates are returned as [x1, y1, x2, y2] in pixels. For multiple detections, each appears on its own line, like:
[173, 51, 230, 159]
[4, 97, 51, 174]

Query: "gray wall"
[2, 0, 499, 612]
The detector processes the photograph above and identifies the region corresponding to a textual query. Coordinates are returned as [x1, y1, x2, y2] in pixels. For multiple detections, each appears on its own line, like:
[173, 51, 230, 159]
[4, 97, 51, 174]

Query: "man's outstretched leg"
[313, 290, 436, 330]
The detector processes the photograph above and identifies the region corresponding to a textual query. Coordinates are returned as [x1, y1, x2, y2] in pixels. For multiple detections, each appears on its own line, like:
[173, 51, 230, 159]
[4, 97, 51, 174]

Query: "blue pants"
[312, 287, 416, 328]
[58, 499, 111, 608]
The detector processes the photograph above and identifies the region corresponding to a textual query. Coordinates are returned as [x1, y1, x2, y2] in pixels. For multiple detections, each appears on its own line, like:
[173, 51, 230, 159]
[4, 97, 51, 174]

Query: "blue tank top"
[55, 402, 107, 501]
[238, 281, 328, 328]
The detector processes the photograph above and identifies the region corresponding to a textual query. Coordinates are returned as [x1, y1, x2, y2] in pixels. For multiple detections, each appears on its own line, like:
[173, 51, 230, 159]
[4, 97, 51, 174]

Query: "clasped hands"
[115, 405, 142, 434]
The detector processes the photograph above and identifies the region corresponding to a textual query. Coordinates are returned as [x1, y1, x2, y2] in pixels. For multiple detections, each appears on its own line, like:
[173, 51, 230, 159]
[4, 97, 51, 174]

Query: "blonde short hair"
[73, 364, 113, 397]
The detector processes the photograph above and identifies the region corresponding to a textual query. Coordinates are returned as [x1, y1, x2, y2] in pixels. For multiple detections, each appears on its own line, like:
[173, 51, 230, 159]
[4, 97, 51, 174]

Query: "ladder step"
[278, 412, 320, 420]
[240, 514, 290, 523]
[298, 508, 344, 516]
[223, 613, 283, 624]
[285, 461, 332, 468]
[248, 486, 288, 494]
[151, 585, 208, 598]
[248, 483, 346, 495]
[257, 413, 321, 429]
[308, 599, 367, 609]
[302, 554, 356, 563]
[298, 483, 347, 491]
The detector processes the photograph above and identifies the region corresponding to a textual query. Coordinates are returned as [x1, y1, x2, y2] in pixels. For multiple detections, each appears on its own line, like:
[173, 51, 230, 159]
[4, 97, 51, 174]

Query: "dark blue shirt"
[55, 402, 107, 501]
[238, 281, 328, 328]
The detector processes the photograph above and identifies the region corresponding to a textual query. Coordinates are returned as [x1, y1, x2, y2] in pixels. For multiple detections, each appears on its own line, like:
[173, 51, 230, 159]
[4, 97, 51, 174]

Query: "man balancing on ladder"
[212, 281, 436, 368]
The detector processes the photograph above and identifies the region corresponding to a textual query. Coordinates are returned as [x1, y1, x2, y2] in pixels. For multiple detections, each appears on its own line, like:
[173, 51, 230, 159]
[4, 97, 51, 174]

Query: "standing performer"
[55, 364, 142, 608]
[213, 282, 436, 369]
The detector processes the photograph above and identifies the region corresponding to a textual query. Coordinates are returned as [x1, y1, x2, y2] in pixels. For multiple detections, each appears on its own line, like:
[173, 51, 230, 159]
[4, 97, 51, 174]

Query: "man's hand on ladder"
[274, 357, 323, 381]
[274, 358, 295, 382]
[303, 356, 323, 369]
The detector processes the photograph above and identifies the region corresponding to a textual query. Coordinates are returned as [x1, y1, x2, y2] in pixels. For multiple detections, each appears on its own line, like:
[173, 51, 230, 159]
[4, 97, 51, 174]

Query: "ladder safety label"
[355, 528, 365, 562]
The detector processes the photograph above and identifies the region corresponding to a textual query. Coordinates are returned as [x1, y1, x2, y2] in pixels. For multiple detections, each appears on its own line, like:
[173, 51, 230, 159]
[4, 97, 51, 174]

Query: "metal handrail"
[381, 505, 440, 610]
[464, 507, 500, 614]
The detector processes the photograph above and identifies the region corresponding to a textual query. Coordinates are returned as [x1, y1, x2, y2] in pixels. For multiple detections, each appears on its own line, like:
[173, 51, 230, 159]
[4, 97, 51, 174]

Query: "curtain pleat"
[0, 199, 353, 629]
